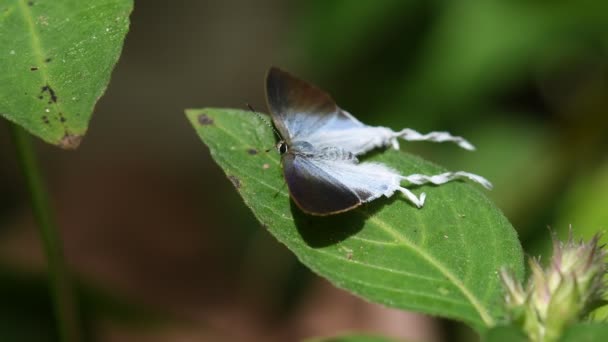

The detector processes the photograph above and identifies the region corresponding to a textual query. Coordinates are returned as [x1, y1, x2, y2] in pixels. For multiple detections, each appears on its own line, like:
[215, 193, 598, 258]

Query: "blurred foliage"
[559, 323, 608, 341]
[485, 322, 608, 342]
[0, 264, 56, 342]
[0, 263, 166, 342]
[483, 325, 528, 342]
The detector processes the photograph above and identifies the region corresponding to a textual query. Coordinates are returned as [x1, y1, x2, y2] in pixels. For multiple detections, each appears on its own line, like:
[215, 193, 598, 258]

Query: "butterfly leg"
[394, 128, 476, 151]
[401, 171, 493, 190]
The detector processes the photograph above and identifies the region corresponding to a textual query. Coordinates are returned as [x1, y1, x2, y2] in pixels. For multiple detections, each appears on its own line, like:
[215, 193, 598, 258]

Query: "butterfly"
[264, 67, 492, 216]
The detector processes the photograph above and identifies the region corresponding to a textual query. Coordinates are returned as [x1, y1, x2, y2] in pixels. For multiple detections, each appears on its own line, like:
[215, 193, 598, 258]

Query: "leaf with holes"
[186, 108, 524, 332]
[0, 0, 133, 149]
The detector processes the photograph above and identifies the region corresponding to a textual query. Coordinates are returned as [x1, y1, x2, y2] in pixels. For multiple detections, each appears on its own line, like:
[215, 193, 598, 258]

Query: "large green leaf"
[0, 0, 133, 148]
[185, 108, 524, 331]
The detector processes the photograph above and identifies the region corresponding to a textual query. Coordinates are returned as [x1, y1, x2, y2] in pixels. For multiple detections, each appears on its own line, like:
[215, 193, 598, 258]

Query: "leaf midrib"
[364, 214, 494, 326]
[17, 0, 67, 132]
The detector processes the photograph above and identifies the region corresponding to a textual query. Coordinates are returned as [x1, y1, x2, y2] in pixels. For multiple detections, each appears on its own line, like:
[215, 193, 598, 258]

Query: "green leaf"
[0, 0, 133, 149]
[483, 325, 528, 342]
[185, 108, 524, 331]
[560, 323, 608, 341]
[484, 323, 608, 341]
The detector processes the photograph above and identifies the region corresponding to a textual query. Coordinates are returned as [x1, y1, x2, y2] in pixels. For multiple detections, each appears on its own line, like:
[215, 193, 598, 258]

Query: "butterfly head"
[276, 140, 288, 155]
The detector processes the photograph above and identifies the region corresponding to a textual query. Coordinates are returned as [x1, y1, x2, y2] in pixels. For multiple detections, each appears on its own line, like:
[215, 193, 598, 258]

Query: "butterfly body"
[286, 141, 356, 162]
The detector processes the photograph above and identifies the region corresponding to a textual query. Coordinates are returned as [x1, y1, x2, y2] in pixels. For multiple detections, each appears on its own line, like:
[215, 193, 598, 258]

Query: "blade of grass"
[8, 123, 80, 342]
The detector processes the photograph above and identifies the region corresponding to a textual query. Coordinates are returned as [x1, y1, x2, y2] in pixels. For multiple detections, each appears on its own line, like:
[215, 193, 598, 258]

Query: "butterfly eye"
[279, 142, 288, 154]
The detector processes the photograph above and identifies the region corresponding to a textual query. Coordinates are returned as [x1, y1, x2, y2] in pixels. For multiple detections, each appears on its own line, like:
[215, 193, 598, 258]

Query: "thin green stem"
[9, 123, 80, 342]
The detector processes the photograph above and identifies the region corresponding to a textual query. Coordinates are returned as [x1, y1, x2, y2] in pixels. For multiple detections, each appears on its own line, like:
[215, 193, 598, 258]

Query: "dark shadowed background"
[1, 0, 607, 341]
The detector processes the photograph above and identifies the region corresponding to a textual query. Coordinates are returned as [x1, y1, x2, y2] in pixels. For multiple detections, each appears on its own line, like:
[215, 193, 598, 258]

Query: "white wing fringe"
[397, 187, 427, 208]
[392, 128, 476, 151]
[393, 171, 491, 208]
[401, 171, 493, 190]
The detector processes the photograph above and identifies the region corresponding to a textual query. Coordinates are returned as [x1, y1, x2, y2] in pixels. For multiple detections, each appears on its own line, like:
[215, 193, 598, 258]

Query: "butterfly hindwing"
[282, 153, 362, 215]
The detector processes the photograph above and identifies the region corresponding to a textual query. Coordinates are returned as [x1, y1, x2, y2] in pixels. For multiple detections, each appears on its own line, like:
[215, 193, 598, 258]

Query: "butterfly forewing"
[282, 153, 362, 215]
[266, 67, 348, 141]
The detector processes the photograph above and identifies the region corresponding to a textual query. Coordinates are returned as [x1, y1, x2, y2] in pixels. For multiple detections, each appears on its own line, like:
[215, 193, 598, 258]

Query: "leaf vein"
[350, 236, 400, 246]
[362, 212, 495, 326]
[313, 247, 451, 284]
[17, 0, 68, 132]
[319, 265, 473, 308]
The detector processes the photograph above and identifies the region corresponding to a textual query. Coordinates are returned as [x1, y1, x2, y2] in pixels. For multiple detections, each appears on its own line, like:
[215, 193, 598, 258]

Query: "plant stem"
[9, 123, 80, 342]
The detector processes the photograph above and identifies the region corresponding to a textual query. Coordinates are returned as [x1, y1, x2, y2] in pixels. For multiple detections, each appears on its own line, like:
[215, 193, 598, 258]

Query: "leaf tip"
[58, 133, 83, 150]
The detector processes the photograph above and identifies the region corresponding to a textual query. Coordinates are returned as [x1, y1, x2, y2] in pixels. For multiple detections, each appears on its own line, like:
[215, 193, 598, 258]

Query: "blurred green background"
[1, 0, 607, 341]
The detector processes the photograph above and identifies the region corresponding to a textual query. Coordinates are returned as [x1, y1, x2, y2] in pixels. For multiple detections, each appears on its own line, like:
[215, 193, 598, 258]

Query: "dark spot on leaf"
[38, 95, 43, 100]
[247, 148, 258, 155]
[42, 116, 49, 124]
[58, 133, 82, 150]
[59, 113, 66, 123]
[30, 67, 38, 71]
[45, 57, 52, 63]
[198, 113, 213, 126]
[347, 252, 353, 260]
[228, 175, 241, 189]
[40, 84, 58, 103]
[27, 1, 34, 6]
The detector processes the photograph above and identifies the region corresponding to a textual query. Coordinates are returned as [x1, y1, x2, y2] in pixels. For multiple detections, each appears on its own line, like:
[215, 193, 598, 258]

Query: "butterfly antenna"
[246, 103, 282, 140]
